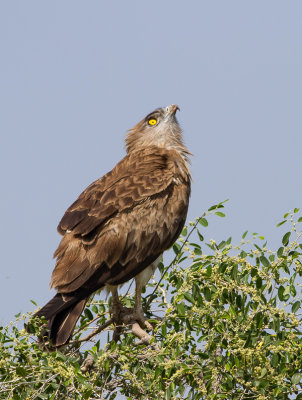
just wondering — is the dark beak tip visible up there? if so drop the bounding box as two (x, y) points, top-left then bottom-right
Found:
(172, 104), (180, 114)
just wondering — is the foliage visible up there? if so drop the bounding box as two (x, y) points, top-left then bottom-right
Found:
(1, 204), (302, 399)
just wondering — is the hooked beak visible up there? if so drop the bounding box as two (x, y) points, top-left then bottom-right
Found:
(165, 104), (180, 116)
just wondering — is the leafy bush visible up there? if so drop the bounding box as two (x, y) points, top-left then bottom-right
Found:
(1, 204), (302, 399)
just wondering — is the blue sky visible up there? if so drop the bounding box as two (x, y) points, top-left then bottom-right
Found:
(0, 1), (301, 324)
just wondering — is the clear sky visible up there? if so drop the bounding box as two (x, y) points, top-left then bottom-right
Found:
(1, 1), (301, 325)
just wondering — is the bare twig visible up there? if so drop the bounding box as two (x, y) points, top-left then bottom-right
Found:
(73, 311), (107, 336)
(69, 317), (114, 347)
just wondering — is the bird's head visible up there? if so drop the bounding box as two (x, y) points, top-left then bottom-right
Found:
(125, 105), (190, 161)
(143, 104), (180, 129)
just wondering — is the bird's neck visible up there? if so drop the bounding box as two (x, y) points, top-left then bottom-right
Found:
(126, 129), (191, 165)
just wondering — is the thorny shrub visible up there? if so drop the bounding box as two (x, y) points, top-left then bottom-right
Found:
(1, 202), (302, 399)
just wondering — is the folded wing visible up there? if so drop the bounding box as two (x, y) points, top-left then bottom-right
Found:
(50, 147), (190, 293)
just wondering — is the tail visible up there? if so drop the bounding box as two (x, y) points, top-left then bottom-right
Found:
(33, 293), (88, 347)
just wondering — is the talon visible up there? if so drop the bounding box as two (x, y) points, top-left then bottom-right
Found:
(143, 320), (153, 331)
(109, 287), (152, 332)
(133, 308), (153, 331)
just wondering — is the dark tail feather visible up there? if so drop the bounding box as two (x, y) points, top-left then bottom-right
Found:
(33, 293), (88, 347)
(49, 298), (88, 346)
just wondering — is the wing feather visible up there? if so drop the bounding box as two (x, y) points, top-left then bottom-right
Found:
(51, 147), (191, 292)
(58, 148), (171, 237)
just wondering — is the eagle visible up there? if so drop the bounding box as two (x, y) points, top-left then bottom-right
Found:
(33, 104), (191, 347)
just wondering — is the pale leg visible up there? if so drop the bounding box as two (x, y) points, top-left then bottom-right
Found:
(133, 256), (162, 330)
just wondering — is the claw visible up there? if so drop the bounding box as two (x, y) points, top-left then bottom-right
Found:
(132, 307), (153, 331)
(109, 286), (153, 334)
(110, 303), (152, 331)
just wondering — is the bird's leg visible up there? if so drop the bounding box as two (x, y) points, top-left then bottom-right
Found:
(109, 259), (160, 332)
(133, 279), (153, 331)
(109, 286), (123, 321)
(108, 286), (125, 342)
(109, 286), (138, 326)
(131, 259), (161, 330)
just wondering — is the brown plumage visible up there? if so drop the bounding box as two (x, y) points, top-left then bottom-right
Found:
(34, 104), (191, 346)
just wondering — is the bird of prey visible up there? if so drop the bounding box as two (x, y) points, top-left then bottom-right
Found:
(33, 104), (191, 347)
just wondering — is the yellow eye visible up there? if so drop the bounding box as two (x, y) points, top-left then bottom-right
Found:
(148, 118), (157, 126)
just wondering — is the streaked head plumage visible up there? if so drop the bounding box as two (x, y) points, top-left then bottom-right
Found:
(125, 105), (190, 161)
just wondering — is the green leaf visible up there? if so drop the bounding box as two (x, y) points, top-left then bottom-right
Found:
(215, 212), (225, 217)
(158, 261), (164, 273)
(16, 366), (27, 377)
(166, 383), (172, 400)
(289, 250), (300, 258)
(173, 243), (181, 255)
(219, 263), (227, 273)
(294, 208), (299, 213)
(231, 265), (238, 281)
(290, 283), (297, 297)
(216, 240), (225, 250)
(298, 217), (302, 223)
(161, 323), (167, 338)
(276, 220), (286, 227)
(181, 227), (187, 237)
(199, 217), (208, 227)
(194, 247), (202, 255)
(278, 286), (285, 301)
(273, 316), (280, 333)
(292, 373), (302, 384)
(292, 301), (300, 313)
(176, 302), (186, 317)
(228, 305), (236, 317)
(184, 292), (195, 304)
(271, 353), (279, 367)
(204, 287), (211, 301)
(206, 265), (212, 277)
(197, 230), (204, 241)
(215, 324), (224, 333)
(254, 244), (262, 252)
(282, 232), (291, 246)
(242, 230), (248, 239)
(277, 247), (284, 257)
(83, 389), (93, 400)
(260, 256), (270, 268)
(256, 277), (262, 289)
(208, 203), (225, 211)
(91, 305), (98, 314)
